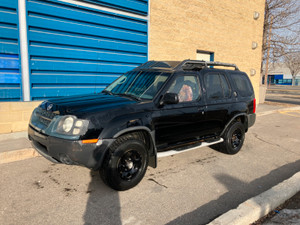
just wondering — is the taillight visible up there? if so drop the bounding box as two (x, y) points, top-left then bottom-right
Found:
(253, 98), (256, 113)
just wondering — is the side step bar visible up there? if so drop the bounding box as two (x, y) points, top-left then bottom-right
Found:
(157, 138), (224, 158)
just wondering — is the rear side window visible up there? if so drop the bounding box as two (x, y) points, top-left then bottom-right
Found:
(204, 73), (231, 100)
(230, 73), (253, 97)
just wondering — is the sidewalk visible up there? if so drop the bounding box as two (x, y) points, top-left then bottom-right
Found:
(0, 131), (39, 164)
(0, 103), (300, 225)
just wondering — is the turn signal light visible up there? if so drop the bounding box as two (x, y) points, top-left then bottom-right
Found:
(82, 139), (99, 144)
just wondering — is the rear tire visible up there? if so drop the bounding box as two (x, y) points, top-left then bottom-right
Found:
(100, 133), (148, 191)
(220, 122), (245, 154)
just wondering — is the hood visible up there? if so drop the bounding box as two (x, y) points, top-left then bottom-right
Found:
(42, 93), (137, 115)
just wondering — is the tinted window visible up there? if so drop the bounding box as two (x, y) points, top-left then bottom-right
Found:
(105, 71), (169, 100)
(167, 75), (200, 102)
(219, 74), (231, 98)
(231, 73), (253, 97)
(204, 73), (231, 100)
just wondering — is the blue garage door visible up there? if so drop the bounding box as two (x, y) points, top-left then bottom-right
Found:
(27, 0), (148, 100)
(0, 0), (21, 101)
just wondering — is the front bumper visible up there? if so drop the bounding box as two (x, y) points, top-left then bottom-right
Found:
(28, 125), (114, 170)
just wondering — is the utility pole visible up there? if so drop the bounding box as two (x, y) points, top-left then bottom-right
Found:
(264, 16), (273, 86)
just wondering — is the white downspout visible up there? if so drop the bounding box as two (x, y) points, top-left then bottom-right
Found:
(18, 0), (30, 101)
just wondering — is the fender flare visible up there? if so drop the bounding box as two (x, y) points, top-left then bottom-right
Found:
(220, 113), (248, 137)
(113, 126), (153, 138)
(113, 126), (157, 168)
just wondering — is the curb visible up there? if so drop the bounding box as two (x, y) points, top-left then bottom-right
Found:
(0, 148), (40, 165)
(0, 131), (38, 165)
(267, 89), (300, 95)
(208, 172), (300, 225)
(0, 131), (27, 142)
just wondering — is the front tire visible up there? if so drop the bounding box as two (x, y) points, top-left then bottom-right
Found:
(221, 122), (245, 154)
(100, 134), (148, 191)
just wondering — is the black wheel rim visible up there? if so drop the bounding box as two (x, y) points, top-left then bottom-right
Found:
(231, 129), (242, 149)
(117, 150), (142, 181)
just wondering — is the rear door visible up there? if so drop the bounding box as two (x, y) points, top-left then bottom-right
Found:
(201, 69), (234, 136)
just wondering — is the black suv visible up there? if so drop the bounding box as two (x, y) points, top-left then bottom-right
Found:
(28, 60), (256, 191)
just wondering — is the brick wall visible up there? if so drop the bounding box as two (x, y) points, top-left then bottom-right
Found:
(0, 0), (265, 134)
(0, 102), (41, 134)
(149, 0), (265, 102)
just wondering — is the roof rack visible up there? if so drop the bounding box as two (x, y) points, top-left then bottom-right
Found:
(180, 60), (239, 71)
(136, 60), (181, 70)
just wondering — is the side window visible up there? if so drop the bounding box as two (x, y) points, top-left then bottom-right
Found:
(204, 73), (231, 100)
(230, 73), (253, 97)
(167, 75), (200, 102)
(219, 74), (231, 98)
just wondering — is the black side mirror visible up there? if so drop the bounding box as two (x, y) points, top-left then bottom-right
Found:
(161, 93), (179, 105)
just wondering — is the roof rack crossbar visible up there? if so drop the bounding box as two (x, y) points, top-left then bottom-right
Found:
(181, 60), (239, 71)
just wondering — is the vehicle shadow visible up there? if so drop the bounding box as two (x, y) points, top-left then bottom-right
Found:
(209, 143), (226, 154)
(166, 159), (300, 225)
(83, 170), (121, 225)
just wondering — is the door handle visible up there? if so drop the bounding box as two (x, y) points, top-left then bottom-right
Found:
(198, 106), (205, 115)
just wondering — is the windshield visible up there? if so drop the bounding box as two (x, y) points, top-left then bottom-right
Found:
(104, 71), (170, 100)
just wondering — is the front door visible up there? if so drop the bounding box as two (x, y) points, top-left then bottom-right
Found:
(153, 72), (206, 148)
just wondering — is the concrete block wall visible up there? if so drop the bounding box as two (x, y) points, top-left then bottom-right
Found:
(0, 102), (41, 134)
(149, 0), (265, 102)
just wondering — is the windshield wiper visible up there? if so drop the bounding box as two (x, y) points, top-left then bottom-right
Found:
(102, 90), (113, 95)
(115, 93), (141, 101)
(102, 90), (140, 101)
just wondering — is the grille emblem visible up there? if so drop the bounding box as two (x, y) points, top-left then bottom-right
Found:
(47, 104), (53, 111)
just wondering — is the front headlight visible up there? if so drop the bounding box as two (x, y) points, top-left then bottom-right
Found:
(63, 117), (74, 132)
(56, 116), (89, 136)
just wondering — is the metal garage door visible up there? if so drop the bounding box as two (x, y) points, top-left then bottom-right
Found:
(0, 0), (21, 101)
(27, 0), (148, 100)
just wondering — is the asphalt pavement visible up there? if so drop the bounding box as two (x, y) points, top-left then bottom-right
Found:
(266, 93), (300, 105)
(0, 103), (300, 225)
(266, 86), (300, 105)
